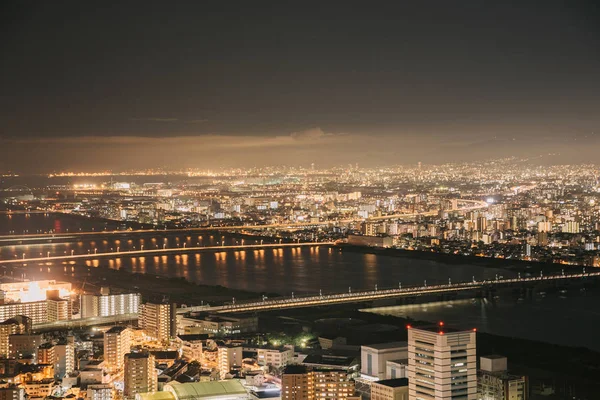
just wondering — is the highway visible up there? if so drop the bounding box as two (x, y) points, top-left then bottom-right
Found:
(179, 270), (600, 314)
(0, 242), (334, 265)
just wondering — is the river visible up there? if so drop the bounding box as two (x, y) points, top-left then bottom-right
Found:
(1, 213), (600, 352)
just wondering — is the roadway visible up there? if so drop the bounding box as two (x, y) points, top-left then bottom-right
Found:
(0, 242), (335, 265)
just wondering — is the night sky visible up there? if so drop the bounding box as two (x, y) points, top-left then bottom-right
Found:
(1, 1), (600, 172)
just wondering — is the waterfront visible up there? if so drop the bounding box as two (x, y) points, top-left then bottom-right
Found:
(365, 290), (600, 352)
(2, 213), (600, 352)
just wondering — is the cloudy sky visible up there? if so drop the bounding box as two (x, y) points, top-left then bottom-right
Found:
(1, 1), (600, 171)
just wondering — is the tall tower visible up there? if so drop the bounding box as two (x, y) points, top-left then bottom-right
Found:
(407, 324), (477, 399)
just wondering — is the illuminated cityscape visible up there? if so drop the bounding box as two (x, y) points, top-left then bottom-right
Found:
(2, 2), (600, 400)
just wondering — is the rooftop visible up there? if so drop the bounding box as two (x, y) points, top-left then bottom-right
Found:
(362, 342), (407, 351)
(375, 378), (409, 388)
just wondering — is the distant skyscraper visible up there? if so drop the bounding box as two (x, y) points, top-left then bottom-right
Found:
(407, 324), (477, 400)
(124, 352), (157, 400)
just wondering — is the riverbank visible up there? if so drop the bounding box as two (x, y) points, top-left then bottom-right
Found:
(337, 244), (574, 275)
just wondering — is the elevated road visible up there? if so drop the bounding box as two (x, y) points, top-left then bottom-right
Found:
(0, 242), (334, 265)
(178, 271), (600, 314)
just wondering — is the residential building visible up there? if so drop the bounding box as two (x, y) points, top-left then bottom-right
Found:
(282, 365), (357, 400)
(0, 316), (31, 358)
(371, 378), (408, 400)
(0, 387), (26, 400)
(218, 345), (242, 379)
(124, 352), (157, 400)
(86, 384), (114, 400)
(54, 336), (75, 379)
(478, 356), (528, 400)
(257, 347), (294, 369)
(9, 334), (43, 361)
(139, 302), (176, 343)
(81, 291), (141, 318)
(104, 326), (131, 372)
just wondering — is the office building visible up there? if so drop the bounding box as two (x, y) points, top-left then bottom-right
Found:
(478, 356), (528, 400)
(139, 302), (176, 343)
(361, 342), (408, 380)
(124, 352), (157, 400)
(177, 313), (257, 336)
(407, 325), (477, 400)
(371, 378), (408, 400)
(104, 326), (132, 371)
(282, 365), (357, 400)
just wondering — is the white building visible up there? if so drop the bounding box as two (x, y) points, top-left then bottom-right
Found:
(218, 345), (243, 379)
(385, 359), (408, 380)
(361, 342), (408, 380)
(175, 334), (204, 362)
(54, 336), (75, 379)
(87, 385), (113, 400)
(257, 347), (294, 369)
(81, 292), (141, 318)
(407, 325), (477, 400)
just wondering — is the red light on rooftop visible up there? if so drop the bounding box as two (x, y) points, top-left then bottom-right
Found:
(473, 328), (477, 332)
(439, 321), (444, 327)
(439, 331), (444, 335)
(406, 324), (412, 329)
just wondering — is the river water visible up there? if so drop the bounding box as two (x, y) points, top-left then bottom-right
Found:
(1, 214), (600, 352)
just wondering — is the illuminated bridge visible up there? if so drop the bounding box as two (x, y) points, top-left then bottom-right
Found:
(0, 242), (334, 265)
(178, 270), (600, 314)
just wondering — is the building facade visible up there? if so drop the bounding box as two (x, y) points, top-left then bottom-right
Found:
(407, 325), (477, 400)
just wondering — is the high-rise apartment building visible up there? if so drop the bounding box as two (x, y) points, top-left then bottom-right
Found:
(81, 291), (141, 318)
(124, 352), (157, 400)
(407, 325), (477, 400)
(54, 336), (75, 379)
(478, 356), (527, 400)
(282, 365), (357, 400)
(104, 326), (131, 371)
(139, 302), (175, 343)
(217, 345), (242, 379)
(0, 316), (31, 358)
